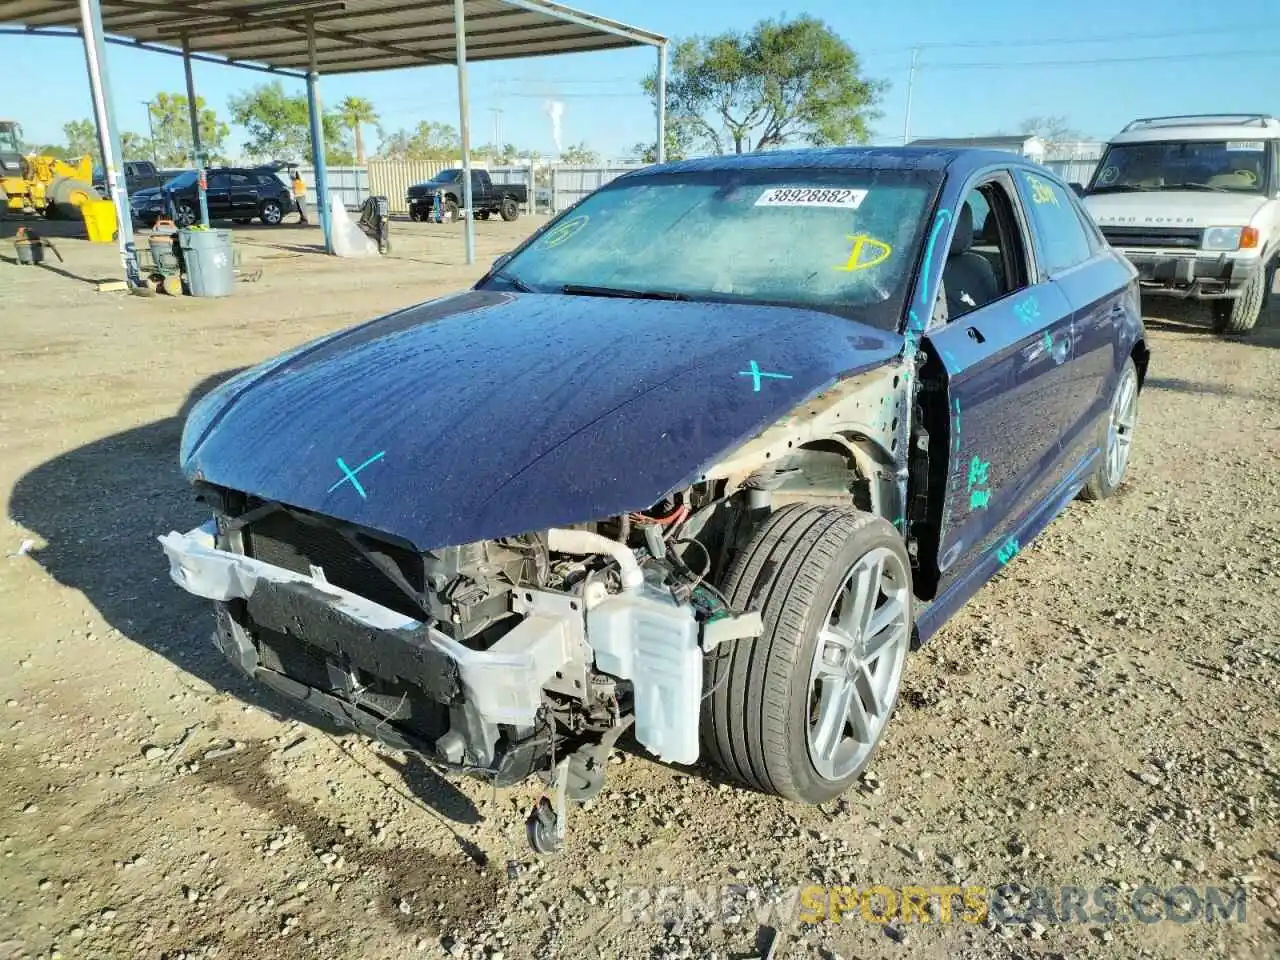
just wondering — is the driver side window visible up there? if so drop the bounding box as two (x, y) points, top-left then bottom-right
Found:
(941, 178), (1031, 322)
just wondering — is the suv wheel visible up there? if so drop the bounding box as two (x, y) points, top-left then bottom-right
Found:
(701, 504), (912, 804)
(173, 201), (197, 228)
(259, 199), (284, 226)
(1212, 263), (1271, 334)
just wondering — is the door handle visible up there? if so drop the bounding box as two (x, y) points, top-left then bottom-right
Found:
(966, 326), (985, 344)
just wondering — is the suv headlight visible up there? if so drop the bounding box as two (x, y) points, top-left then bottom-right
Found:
(1202, 226), (1260, 252)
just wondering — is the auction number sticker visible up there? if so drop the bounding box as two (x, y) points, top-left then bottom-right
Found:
(755, 187), (868, 209)
(1226, 141), (1265, 151)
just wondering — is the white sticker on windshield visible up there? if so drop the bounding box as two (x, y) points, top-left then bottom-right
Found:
(1226, 141), (1265, 151)
(755, 187), (868, 209)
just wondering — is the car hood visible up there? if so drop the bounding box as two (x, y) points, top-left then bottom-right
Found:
(181, 290), (900, 551)
(1084, 190), (1268, 228)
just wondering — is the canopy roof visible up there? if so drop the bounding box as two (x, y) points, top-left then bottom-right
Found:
(0, 0), (666, 76)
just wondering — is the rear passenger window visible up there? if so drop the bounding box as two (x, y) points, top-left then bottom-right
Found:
(1016, 171), (1094, 276)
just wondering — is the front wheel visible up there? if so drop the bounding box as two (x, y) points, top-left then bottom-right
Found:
(702, 505), (913, 804)
(1080, 357), (1139, 501)
(259, 199), (284, 226)
(172, 201), (197, 228)
(1212, 264), (1269, 334)
(500, 197), (520, 222)
(443, 197), (460, 221)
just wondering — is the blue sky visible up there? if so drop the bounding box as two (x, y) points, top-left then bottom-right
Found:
(3, 0), (1278, 159)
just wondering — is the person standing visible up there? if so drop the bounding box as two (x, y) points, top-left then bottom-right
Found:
(291, 169), (309, 224)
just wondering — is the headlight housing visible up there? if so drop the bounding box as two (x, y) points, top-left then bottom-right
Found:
(1202, 226), (1259, 252)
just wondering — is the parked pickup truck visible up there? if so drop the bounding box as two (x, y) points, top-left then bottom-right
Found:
(93, 160), (187, 196)
(407, 168), (526, 222)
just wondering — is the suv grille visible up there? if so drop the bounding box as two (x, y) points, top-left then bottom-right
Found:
(1100, 226), (1203, 249)
(242, 508), (424, 620)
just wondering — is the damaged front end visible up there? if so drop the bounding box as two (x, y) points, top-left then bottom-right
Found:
(159, 487), (765, 790)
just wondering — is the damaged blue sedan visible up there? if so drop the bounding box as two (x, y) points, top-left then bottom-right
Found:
(160, 147), (1149, 852)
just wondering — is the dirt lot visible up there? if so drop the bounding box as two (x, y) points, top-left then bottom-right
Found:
(0, 217), (1277, 960)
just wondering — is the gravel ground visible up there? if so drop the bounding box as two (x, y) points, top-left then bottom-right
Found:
(0, 221), (1277, 960)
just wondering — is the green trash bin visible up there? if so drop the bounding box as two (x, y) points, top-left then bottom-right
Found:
(178, 227), (235, 297)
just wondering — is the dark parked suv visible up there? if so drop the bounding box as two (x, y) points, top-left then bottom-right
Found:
(131, 167), (293, 228)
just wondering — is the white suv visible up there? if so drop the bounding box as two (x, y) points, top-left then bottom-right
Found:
(1082, 114), (1280, 334)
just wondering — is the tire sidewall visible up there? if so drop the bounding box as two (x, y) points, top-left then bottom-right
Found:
(500, 198), (519, 221)
(779, 517), (912, 803)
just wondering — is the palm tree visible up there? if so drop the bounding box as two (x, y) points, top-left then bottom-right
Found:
(338, 96), (378, 164)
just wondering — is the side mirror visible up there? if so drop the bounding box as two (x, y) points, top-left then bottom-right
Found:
(1069, 182), (1086, 197)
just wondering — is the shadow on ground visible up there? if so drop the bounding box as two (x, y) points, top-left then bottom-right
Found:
(8, 371), (483, 841)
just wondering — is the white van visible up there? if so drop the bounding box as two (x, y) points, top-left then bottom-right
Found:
(1082, 114), (1280, 334)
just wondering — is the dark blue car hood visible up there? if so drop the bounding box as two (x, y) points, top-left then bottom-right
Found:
(181, 290), (899, 550)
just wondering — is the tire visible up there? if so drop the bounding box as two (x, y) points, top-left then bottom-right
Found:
(500, 197), (520, 222)
(259, 199), (284, 226)
(46, 176), (96, 219)
(173, 201), (197, 228)
(443, 197), (460, 221)
(702, 504), (913, 804)
(1211, 264), (1268, 334)
(409, 206), (426, 222)
(1080, 357), (1139, 501)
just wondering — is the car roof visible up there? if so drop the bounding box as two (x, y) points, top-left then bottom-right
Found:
(1108, 114), (1280, 145)
(638, 146), (1039, 179)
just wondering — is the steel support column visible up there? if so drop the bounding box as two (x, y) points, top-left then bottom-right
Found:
(656, 42), (667, 163)
(181, 36), (209, 226)
(454, 0), (475, 265)
(78, 0), (140, 286)
(306, 16), (333, 253)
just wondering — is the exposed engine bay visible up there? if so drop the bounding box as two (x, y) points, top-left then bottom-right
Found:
(160, 366), (907, 851)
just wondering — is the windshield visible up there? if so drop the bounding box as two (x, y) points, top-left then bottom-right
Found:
(483, 167), (942, 331)
(165, 171), (197, 190)
(431, 168), (462, 183)
(1090, 139), (1273, 194)
(0, 123), (23, 153)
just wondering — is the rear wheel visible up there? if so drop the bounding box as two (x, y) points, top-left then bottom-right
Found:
(259, 199), (284, 226)
(702, 504), (912, 804)
(1212, 264), (1269, 334)
(500, 197), (520, 222)
(1081, 357), (1139, 501)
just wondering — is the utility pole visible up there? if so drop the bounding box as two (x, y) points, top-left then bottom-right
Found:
(490, 106), (504, 153)
(902, 46), (921, 146)
(141, 100), (157, 162)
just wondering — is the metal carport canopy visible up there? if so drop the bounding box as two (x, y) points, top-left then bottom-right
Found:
(0, 0), (668, 267)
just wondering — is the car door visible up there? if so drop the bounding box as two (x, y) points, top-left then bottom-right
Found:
(920, 170), (1080, 595)
(227, 172), (257, 217)
(470, 170), (488, 206)
(1013, 168), (1136, 470)
(205, 172), (232, 218)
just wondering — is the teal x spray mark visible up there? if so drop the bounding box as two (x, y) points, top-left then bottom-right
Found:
(327, 451), (386, 499)
(738, 360), (792, 392)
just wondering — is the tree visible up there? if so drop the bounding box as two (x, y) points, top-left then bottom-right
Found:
(228, 81), (348, 163)
(145, 93), (229, 166)
(476, 142), (522, 164)
(1018, 115), (1085, 152)
(559, 142), (600, 165)
(62, 119), (98, 160)
(121, 131), (152, 160)
(643, 16), (883, 155)
(337, 96), (378, 164)
(375, 122), (460, 161)
(629, 123), (695, 163)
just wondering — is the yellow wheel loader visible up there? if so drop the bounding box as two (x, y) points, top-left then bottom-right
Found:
(0, 120), (99, 219)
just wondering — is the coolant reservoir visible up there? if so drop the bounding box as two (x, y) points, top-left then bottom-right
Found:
(586, 584), (702, 765)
